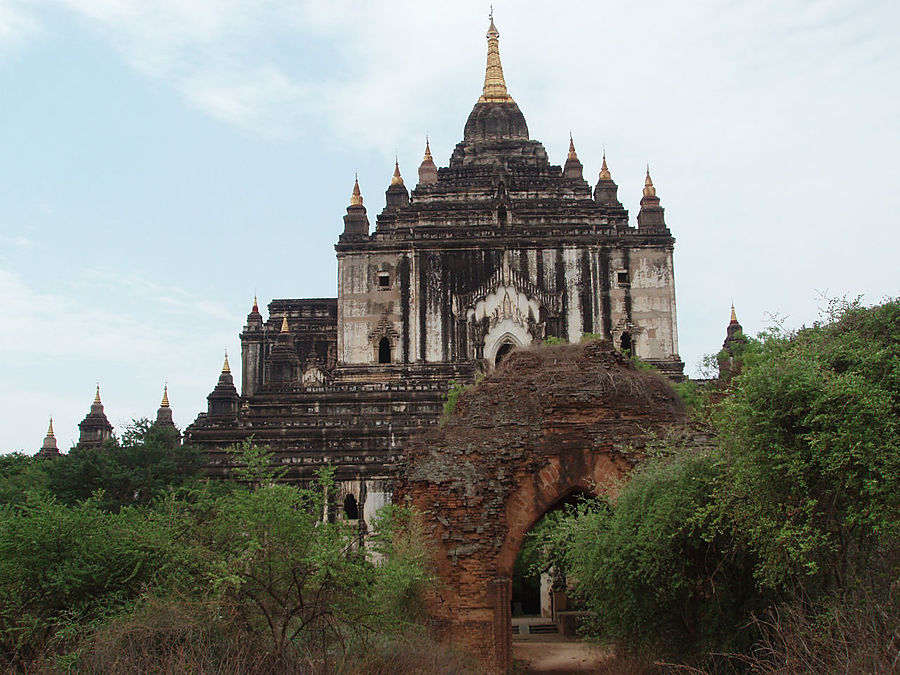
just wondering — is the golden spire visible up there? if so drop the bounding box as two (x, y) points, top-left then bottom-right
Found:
(222, 351), (231, 373)
(643, 166), (657, 197)
(424, 138), (433, 162)
(599, 152), (611, 181)
(391, 159), (404, 186)
(478, 12), (514, 104)
(350, 175), (363, 206)
(160, 384), (169, 408)
(567, 134), (578, 160)
(252, 294), (259, 313)
(280, 316), (289, 333)
(730, 304), (739, 324)
(47, 418), (54, 437)
(93, 384), (101, 405)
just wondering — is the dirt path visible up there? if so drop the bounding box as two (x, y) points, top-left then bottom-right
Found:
(512, 639), (613, 673)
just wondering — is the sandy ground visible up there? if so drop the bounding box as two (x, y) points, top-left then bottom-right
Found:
(512, 638), (613, 673)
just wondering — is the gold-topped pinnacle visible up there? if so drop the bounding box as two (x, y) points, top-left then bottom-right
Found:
(643, 167), (657, 197)
(93, 385), (101, 405)
(252, 294), (259, 313)
(350, 175), (363, 206)
(567, 134), (578, 160)
(280, 316), (289, 333)
(424, 138), (433, 162)
(160, 384), (169, 408)
(730, 304), (739, 324)
(391, 159), (404, 186)
(222, 351), (231, 373)
(477, 13), (514, 104)
(599, 152), (612, 181)
(47, 417), (54, 437)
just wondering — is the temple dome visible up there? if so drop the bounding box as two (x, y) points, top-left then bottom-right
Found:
(463, 101), (529, 142)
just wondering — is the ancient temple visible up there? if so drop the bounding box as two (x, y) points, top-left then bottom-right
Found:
(185, 17), (684, 525)
(76, 385), (113, 449)
(36, 418), (60, 458)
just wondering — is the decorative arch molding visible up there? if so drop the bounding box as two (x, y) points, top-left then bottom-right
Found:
(367, 312), (400, 363)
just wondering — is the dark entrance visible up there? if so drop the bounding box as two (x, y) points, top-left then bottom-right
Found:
(495, 341), (515, 367)
(620, 331), (632, 357)
(378, 337), (392, 364)
(510, 489), (589, 619)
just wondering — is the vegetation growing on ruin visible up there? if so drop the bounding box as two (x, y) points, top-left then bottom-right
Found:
(0, 437), (451, 674)
(536, 297), (900, 670)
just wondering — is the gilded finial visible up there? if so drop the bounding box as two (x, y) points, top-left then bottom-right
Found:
(730, 304), (739, 324)
(222, 351), (231, 373)
(252, 294), (258, 313)
(47, 418), (54, 437)
(160, 384), (170, 407)
(93, 384), (101, 405)
(350, 175), (363, 207)
(599, 152), (611, 181)
(391, 159), (404, 186)
(567, 134), (578, 160)
(643, 166), (657, 197)
(478, 12), (513, 104)
(424, 137), (433, 161)
(280, 316), (290, 333)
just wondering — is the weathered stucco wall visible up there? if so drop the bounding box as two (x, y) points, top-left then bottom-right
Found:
(398, 341), (688, 671)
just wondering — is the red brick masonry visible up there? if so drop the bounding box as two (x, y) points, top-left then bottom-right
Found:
(398, 341), (688, 671)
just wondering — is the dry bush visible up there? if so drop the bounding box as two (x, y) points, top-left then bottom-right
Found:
(739, 583), (900, 674)
(334, 629), (483, 675)
(79, 597), (297, 674)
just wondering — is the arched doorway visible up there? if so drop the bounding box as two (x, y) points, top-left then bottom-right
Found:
(378, 337), (392, 364)
(511, 489), (590, 634)
(495, 341), (515, 366)
(620, 331), (632, 357)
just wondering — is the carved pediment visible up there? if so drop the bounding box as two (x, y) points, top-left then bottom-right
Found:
(454, 252), (562, 317)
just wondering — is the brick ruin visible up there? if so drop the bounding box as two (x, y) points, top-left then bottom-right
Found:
(398, 340), (688, 671)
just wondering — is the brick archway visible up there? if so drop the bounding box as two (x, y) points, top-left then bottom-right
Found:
(399, 341), (688, 671)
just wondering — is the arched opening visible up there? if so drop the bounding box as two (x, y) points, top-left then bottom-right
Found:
(511, 489), (591, 636)
(495, 341), (515, 367)
(343, 493), (359, 520)
(497, 205), (507, 226)
(620, 331), (632, 357)
(378, 337), (392, 364)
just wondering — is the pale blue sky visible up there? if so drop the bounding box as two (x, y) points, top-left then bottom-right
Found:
(2, 0), (898, 453)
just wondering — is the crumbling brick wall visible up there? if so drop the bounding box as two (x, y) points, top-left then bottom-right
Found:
(398, 340), (688, 671)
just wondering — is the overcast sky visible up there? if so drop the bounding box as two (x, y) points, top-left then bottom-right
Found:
(1, 0), (898, 454)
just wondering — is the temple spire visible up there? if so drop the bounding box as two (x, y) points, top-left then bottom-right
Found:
(280, 316), (290, 333)
(160, 384), (169, 408)
(643, 166), (657, 197)
(252, 294), (259, 313)
(567, 134), (578, 160)
(222, 351), (231, 373)
(599, 152), (611, 181)
(730, 304), (738, 324)
(38, 417), (60, 457)
(478, 13), (513, 103)
(391, 159), (404, 186)
(93, 384), (101, 405)
(350, 175), (363, 206)
(418, 137), (438, 185)
(563, 133), (583, 180)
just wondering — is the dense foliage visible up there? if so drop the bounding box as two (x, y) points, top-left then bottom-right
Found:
(535, 298), (900, 668)
(0, 431), (445, 673)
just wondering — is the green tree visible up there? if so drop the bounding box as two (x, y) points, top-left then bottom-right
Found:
(43, 419), (204, 510)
